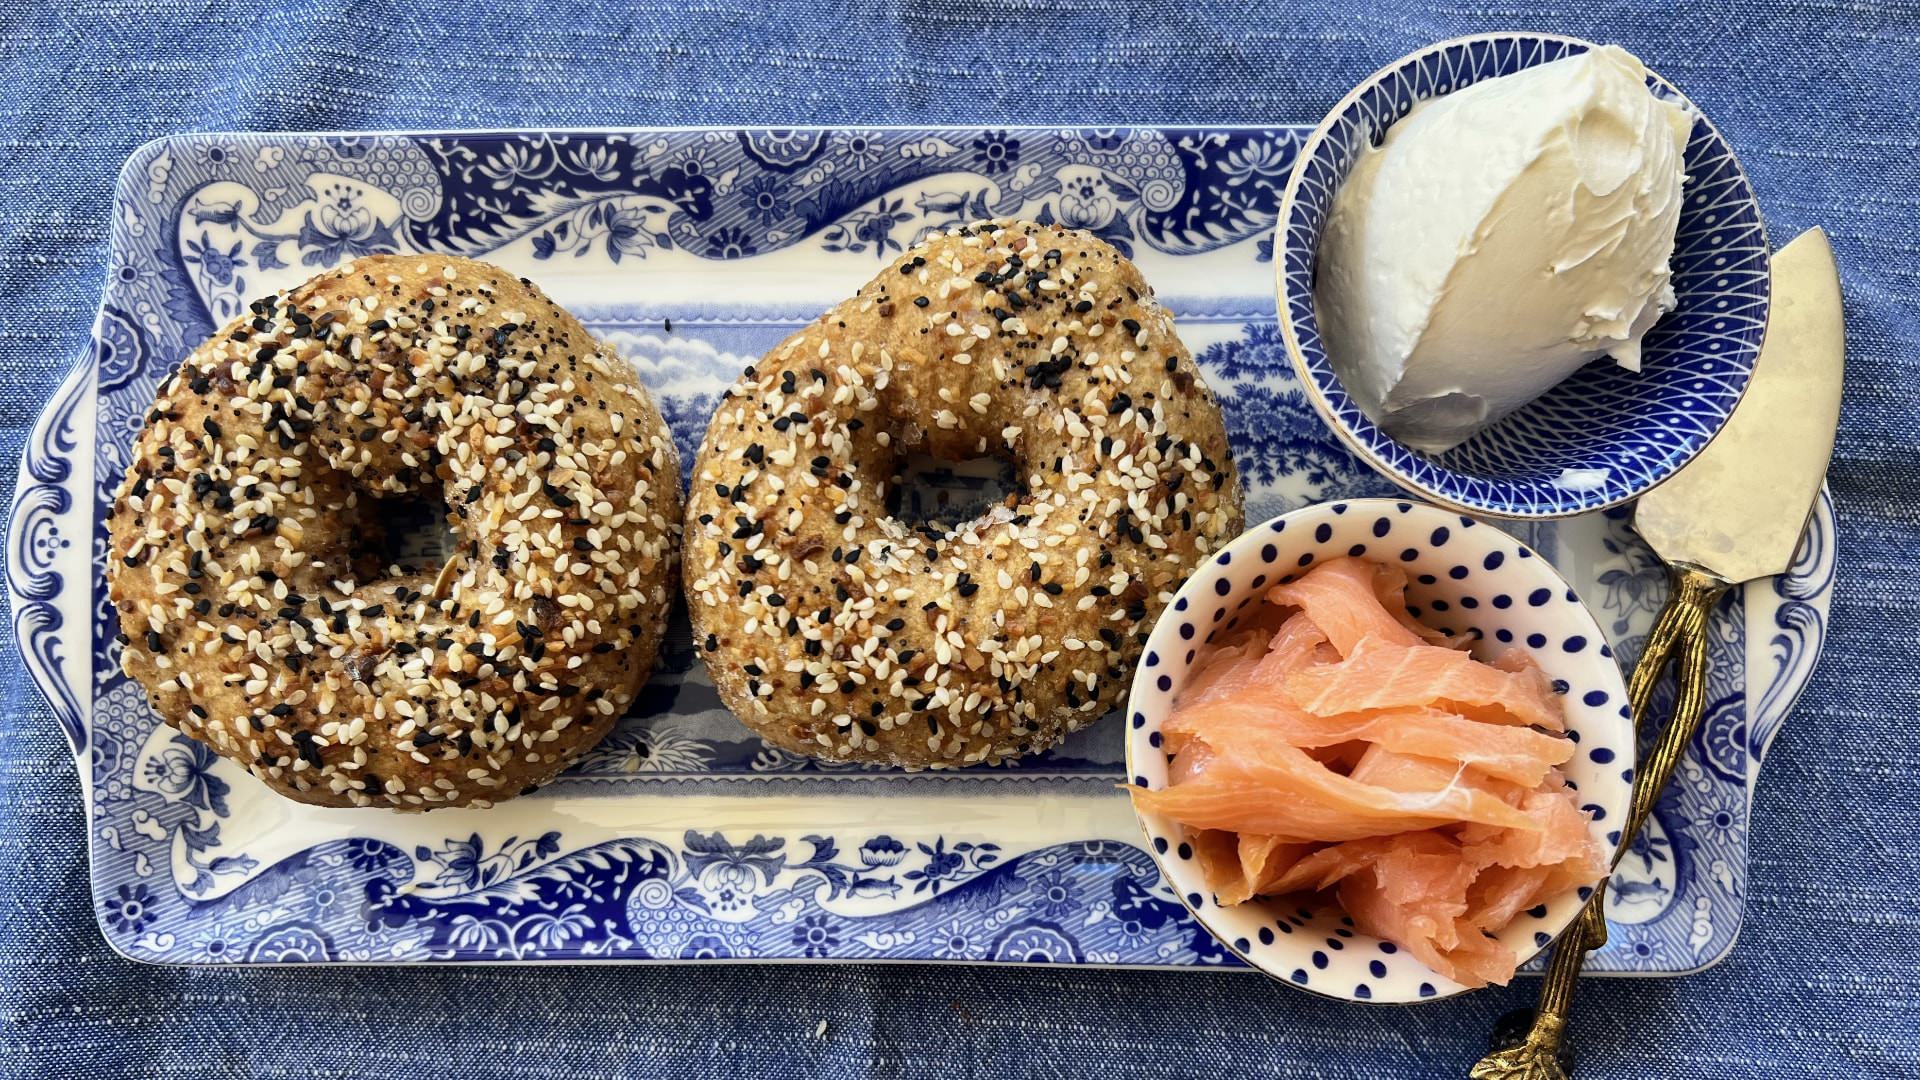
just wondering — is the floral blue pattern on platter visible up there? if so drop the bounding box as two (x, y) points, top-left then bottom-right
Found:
(1277, 33), (1770, 518)
(1126, 500), (1634, 1003)
(3, 127), (1829, 970)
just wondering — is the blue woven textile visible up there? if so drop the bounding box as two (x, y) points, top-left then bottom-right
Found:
(1, 2), (1915, 1076)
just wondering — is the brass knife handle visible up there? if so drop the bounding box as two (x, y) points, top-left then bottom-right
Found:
(1470, 565), (1732, 1079)
(1616, 565), (1728, 846)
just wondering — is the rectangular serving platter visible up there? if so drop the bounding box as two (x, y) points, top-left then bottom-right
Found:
(5, 127), (1832, 969)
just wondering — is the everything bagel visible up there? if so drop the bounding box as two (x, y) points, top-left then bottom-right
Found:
(107, 254), (681, 809)
(684, 220), (1243, 767)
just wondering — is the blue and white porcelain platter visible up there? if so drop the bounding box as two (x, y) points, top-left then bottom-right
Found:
(5, 126), (1832, 970)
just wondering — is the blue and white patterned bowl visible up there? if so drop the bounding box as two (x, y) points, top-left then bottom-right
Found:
(1124, 499), (1635, 1003)
(1275, 33), (1770, 518)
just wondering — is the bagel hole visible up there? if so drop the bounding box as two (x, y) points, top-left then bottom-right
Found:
(345, 486), (460, 580)
(886, 451), (1021, 534)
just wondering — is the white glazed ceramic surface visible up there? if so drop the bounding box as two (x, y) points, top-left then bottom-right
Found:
(1126, 499), (1633, 1003)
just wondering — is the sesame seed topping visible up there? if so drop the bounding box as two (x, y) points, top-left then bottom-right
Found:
(107, 254), (683, 809)
(683, 219), (1242, 769)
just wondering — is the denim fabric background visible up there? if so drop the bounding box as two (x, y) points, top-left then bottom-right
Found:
(1, 3), (1915, 1077)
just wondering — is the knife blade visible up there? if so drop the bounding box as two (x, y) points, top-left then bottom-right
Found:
(1633, 227), (1845, 584)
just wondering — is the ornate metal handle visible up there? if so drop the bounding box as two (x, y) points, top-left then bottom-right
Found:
(1469, 564), (1731, 1079)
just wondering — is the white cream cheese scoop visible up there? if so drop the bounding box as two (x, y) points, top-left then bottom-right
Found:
(1315, 45), (1693, 454)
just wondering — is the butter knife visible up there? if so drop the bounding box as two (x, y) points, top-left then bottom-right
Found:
(1470, 227), (1845, 1079)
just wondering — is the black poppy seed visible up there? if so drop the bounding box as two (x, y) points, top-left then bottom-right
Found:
(292, 730), (324, 768)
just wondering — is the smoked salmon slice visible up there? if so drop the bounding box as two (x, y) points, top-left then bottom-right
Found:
(1285, 635), (1566, 732)
(1179, 615), (1335, 709)
(1466, 865), (1554, 931)
(1133, 730), (1542, 841)
(1187, 829), (1321, 907)
(1178, 629), (1276, 708)
(1267, 556), (1428, 656)
(1165, 699), (1570, 787)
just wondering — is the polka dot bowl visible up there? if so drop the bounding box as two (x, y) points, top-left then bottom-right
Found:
(1123, 499), (1635, 1003)
(1276, 33), (1769, 518)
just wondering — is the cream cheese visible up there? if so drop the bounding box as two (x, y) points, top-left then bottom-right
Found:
(1315, 45), (1693, 453)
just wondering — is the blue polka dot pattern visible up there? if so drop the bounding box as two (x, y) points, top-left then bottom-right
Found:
(1275, 33), (1768, 518)
(1124, 499), (1633, 1004)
